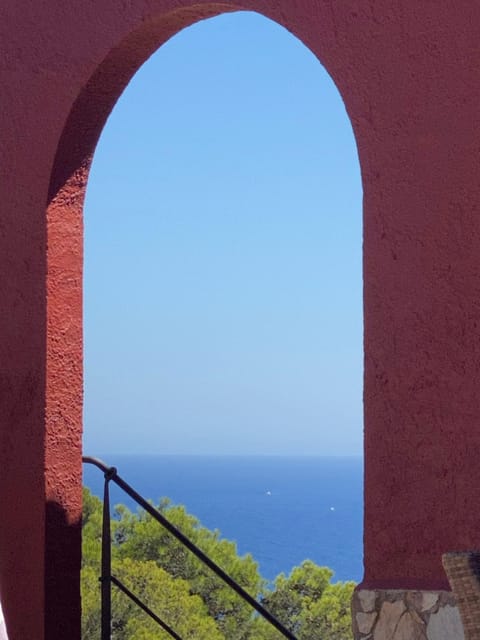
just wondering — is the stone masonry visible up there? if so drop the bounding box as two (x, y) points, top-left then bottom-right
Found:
(352, 590), (464, 640)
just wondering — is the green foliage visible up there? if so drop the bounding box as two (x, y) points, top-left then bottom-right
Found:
(297, 580), (355, 640)
(81, 487), (355, 640)
(113, 558), (224, 639)
(257, 561), (355, 640)
(113, 498), (263, 638)
(82, 488), (103, 567)
(262, 561), (332, 629)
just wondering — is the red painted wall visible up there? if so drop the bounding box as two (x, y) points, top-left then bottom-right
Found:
(2, 1), (480, 637)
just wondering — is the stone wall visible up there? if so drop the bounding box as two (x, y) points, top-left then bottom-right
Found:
(352, 590), (464, 640)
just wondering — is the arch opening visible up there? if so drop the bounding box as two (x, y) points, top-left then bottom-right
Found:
(81, 9), (363, 638)
(43, 4), (365, 639)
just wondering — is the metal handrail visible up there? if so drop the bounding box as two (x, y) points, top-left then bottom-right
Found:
(83, 455), (298, 640)
(110, 575), (183, 640)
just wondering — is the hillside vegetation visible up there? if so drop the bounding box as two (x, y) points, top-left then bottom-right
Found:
(82, 488), (355, 639)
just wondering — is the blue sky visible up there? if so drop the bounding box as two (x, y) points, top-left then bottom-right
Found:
(83, 11), (363, 456)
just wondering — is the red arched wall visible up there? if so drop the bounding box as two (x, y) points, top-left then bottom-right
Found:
(2, 1), (480, 638)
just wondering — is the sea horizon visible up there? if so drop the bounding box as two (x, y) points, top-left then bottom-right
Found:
(86, 452), (364, 459)
(83, 454), (364, 584)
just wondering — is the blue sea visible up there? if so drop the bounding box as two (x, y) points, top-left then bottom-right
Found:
(83, 455), (363, 584)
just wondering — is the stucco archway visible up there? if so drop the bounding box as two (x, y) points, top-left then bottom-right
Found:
(3, 2), (480, 639)
(19, 5), (370, 636)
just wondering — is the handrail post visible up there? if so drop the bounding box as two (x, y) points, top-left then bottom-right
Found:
(100, 468), (115, 640)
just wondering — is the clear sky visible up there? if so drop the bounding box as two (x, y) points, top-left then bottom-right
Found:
(83, 11), (363, 457)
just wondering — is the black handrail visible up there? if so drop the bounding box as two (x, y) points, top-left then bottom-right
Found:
(83, 455), (298, 640)
(110, 576), (183, 640)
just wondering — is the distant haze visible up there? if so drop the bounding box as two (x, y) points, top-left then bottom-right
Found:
(83, 12), (363, 456)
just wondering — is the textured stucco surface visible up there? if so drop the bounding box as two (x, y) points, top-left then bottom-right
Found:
(2, 1), (480, 638)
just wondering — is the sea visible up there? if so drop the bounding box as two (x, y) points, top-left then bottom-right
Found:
(83, 455), (363, 584)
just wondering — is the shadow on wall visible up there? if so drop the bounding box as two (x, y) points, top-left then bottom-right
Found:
(44, 501), (82, 639)
(1, 497), (81, 639)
